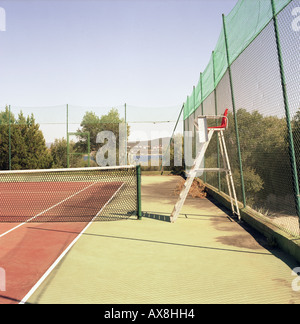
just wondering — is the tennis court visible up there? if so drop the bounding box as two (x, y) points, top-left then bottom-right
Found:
(0, 166), (141, 304)
(0, 175), (298, 304)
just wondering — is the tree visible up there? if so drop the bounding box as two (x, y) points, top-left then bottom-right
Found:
(75, 111), (101, 153)
(50, 138), (69, 168)
(51, 138), (92, 168)
(21, 114), (53, 169)
(169, 134), (185, 175)
(10, 111), (28, 169)
(0, 107), (52, 170)
(0, 106), (15, 169)
(75, 108), (130, 165)
(0, 107), (28, 170)
(222, 109), (289, 208)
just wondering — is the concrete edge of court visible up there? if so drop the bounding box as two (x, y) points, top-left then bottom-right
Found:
(205, 184), (300, 264)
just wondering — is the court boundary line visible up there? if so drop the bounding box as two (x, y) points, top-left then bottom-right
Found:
(19, 183), (125, 304)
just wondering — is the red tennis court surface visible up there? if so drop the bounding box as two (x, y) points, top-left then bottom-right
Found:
(0, 181), (124, 222)
(0, 181), (124, 304)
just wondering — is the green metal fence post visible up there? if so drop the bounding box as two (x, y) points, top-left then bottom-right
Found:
(212, 51), (221, 192)
(124, 103), (127, 166)
(271, 0), (300, 221)
(183, 103), (186, 135)
(185, 96), (190, 174)
(66, 104), (69, 168)
(200, 73), (204, 116)
(222, 13), (247, 208)
(200, 72), (206, 183)
(183, 103), (186, 175)
(87, 132), (90, 167)
(136, 164), (142, 220)
(193, 85), (196, 160)
(160, 104), (184, 174)
(8, 105), (11, 170)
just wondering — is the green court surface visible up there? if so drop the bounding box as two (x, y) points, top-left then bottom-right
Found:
(27, 176), (300, 304)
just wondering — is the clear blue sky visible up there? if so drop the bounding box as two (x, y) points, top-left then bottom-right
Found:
(0, 0), (237, 108)
(0, 0), (238, 142)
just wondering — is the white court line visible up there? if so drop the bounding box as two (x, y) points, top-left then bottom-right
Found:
(0, 182), (97, 239)
(19, 183), (124, 304)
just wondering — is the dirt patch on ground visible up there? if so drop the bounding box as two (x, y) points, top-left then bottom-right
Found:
(213, 217), (273, 250)
(141, 176), (180, 199)
(216, 234), (266, 250)
(174, 178), (207, 199)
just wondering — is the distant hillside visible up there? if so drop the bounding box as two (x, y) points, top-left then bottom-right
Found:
(127, 137), (171, 150)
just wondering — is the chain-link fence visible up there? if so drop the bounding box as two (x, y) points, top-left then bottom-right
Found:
(0, 103), (184, 170)
(183, 0), (300, 237)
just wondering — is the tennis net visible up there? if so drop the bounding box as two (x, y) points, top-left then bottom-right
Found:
(0, 165), (141, 223)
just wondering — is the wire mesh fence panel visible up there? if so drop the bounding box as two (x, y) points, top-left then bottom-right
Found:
(230, 18), (300, 236)
(126, 104), (183, 171)
(202, 91), (218, 188)
(0, 102), (185, 178)
(275, 0), (300, 235)
(182, 0), (299, 236)
(11, 105), (67, 144)
(214, 71), (243, 201)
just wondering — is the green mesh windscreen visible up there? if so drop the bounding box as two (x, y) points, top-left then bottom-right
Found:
(183, 0), (300, 237)
(183, 0), (292, 120)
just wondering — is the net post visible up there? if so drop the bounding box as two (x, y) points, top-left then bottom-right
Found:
(136, 164), (142, 220)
